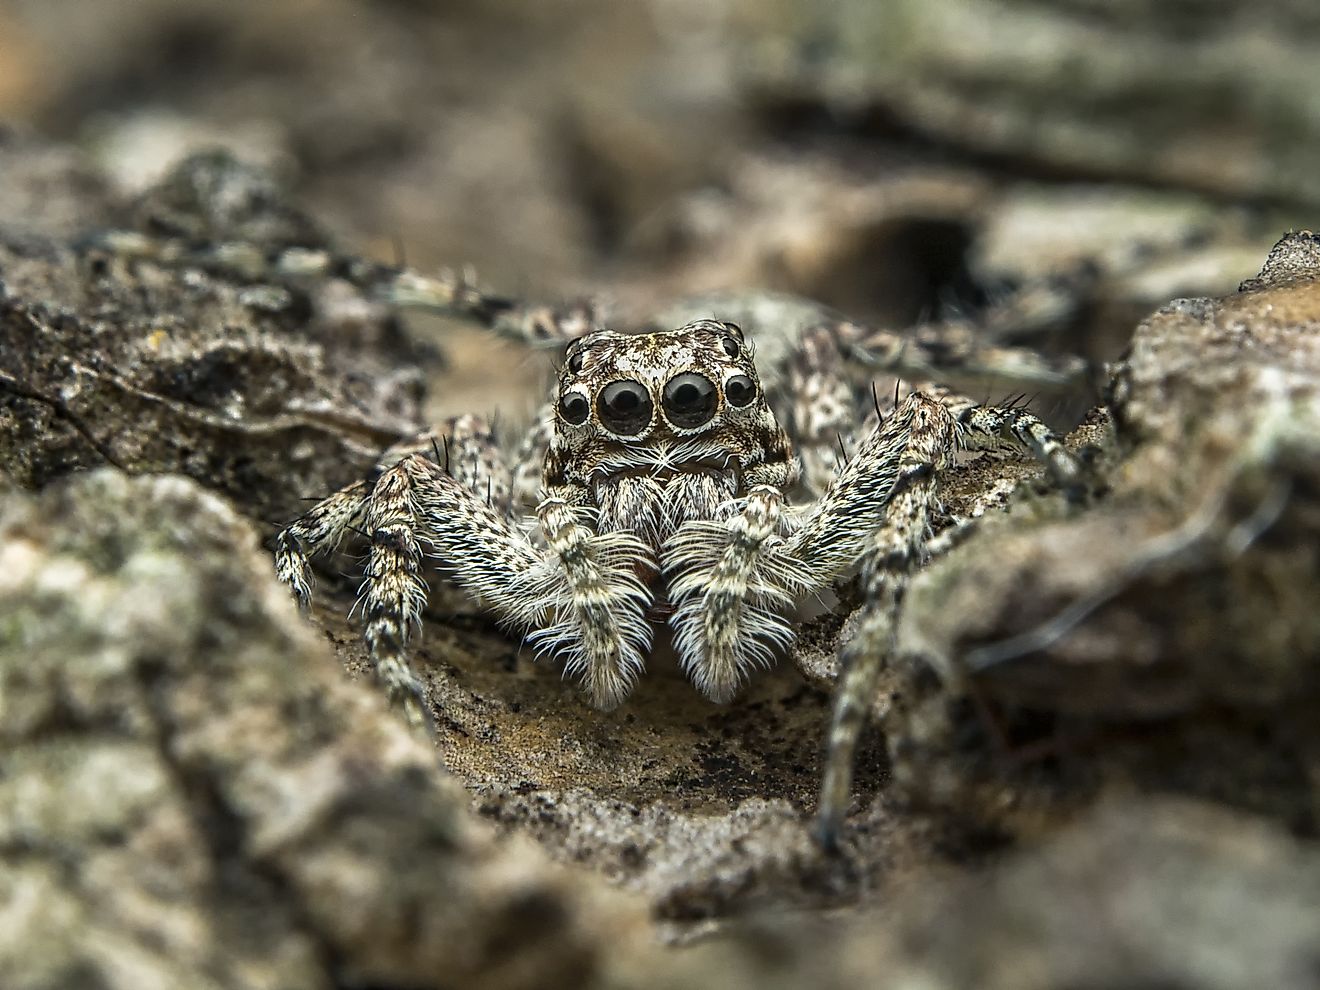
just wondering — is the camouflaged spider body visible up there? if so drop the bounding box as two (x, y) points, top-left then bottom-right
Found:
(276, 320), (800, 712)
(544, 322), (799, 704)
(275, 314), (1085, 846)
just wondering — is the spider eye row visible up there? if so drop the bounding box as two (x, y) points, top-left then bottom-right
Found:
(557, 371), (758, 433)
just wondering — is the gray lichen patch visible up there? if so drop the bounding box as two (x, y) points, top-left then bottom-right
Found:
(882, 233), (1320, 834)
(0, 470), (645, 990)
(0, 147), (429, 519)
(738, 0), (1320, 207)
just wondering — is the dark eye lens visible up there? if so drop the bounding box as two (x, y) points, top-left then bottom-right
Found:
(724, 374), (756, 407)
(596, 380), (653, 435)
(558, 391), (590, 425)
(721, 335), (740, 358)
(567, 349), (585, 373)
(662, 371), (718, 428)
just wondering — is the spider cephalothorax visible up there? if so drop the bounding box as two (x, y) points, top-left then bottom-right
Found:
(275, 315), (1086, 846)
(546, 321), (794, 551)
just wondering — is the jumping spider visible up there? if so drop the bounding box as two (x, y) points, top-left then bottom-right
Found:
(274, 309), (1087, 848)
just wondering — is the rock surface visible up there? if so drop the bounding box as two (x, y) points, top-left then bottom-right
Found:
(0, 470), (639, 990)
(740, 0), (1320, 207)
(2, 59), (1320, 987)
(0, 148), (425, 521)
(889, 232), (1320, 835)
(5, 470), (1320, 989)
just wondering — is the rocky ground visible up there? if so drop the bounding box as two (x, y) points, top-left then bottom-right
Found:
(2, 2), (1320, 987)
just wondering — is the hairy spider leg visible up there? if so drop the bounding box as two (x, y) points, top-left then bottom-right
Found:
(275, 425), (657, 731)
(666, 393), (956, 702)
(813, 455), (941, 849)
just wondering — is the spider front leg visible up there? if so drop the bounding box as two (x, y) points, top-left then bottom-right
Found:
(275, 416), (515, 731)
(667, 394), (957, 701)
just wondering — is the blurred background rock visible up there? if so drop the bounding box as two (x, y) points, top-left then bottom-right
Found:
(5, 4), (1320, 987)
(1, 0), (1313, 417)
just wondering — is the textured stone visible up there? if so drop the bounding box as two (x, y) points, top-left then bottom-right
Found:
(887, 232), (1320, 833)
(3, 117), (1320, 988)
(0, 470), (639, 990)
(0, 149), (426, 520)
(740, 0), (1320, 206)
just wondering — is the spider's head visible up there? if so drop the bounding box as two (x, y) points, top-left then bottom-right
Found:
(554, 320), (769, 447)
(546, 320), (790, 490)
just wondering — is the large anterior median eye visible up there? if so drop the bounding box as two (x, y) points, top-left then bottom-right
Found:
(597, 379), (653, 435)
(662, 371), (718, 428)
(724, 374), (757, 407)
(558, 390), (590, 425)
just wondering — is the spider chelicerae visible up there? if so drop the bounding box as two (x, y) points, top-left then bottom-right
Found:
(273, 293), (1088, 848)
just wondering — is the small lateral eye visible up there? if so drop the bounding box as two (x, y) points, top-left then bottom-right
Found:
(558, 390), (590, 425)
(567, 348), (585, 373)
(720, 334), (740, 359)
(724, 374), (756, 407)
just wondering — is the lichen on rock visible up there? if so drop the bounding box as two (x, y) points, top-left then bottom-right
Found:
(0, 469), (646, 990)
(885, 231), (1320, 834)
(3, 119), (1320, 987)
